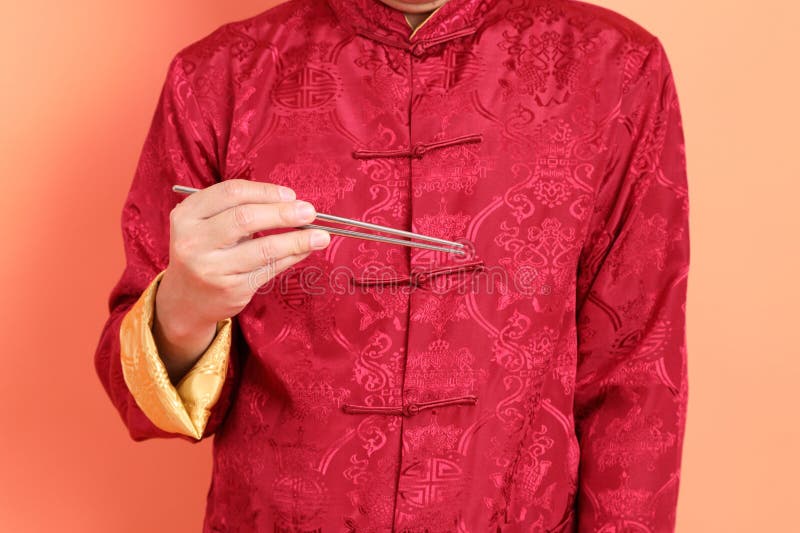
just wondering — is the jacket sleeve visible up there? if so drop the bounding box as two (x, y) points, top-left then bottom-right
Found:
(94, 53), (240, 442)
(573, 37), (690, 530)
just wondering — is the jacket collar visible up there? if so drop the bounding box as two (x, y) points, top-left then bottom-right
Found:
(326, 0), (499, 49)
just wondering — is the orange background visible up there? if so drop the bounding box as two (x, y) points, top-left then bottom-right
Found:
(1, 1), (797, 531)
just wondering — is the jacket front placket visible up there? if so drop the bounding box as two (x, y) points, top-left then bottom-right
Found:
(336, 13), (490, 527)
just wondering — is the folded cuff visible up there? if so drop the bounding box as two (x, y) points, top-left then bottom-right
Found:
(119, 270), (231, 440)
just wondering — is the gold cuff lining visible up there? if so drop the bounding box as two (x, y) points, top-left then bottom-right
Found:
(119, 270), (232, 440)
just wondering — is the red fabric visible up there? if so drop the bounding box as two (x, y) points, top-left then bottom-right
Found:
(94, 0), (690, 530)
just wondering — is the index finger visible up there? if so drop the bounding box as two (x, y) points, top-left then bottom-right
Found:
(178, 179), (297, 219)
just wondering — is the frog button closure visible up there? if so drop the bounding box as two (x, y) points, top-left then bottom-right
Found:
(401, 395), (479, 417)
(411, 143), (427, 158)
(402, 403), (420, 417)
(410, 42), (426, 57)
(413, 272), (429, 286)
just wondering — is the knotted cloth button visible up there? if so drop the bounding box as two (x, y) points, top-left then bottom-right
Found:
(410, 42), (426, 57)
(411, 143), (427, 158)
(411, 271), (429, 286)
(403, 403), (420, 416)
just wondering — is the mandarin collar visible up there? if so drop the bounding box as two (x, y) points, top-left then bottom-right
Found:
(326, 0), (499, 49)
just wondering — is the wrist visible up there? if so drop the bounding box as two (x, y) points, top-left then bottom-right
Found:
(154, 268), (216, 340)
(152, 270), (218, 383)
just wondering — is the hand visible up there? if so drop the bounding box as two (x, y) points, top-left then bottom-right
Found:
(153, 179), (330, 381)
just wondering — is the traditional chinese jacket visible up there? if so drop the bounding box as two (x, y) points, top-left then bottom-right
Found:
(94, 0), (690, 531)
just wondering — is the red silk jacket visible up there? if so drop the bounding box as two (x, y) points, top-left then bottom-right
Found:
(94, 0), (690, 531)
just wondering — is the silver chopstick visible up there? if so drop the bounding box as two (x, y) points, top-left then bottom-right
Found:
(172, 184), (466, 255)
(300, 223), (465, 255)
(313, 213), (463, 248)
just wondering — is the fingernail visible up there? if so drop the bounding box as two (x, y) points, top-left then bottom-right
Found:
(295, 201), (315, 220)
(310, 230), (330, 249)
(278, 186), (295, 201)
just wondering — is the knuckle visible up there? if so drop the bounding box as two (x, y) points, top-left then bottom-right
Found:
(263, 182), (280, 201)
(278, 203), (296, 227)
(222, 179), (247, 199)
(259, 239), (278, 264)
(297, 231), (311, 253)
(232, 204), (254, 230)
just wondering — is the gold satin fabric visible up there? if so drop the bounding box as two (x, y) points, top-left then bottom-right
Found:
(119, 270), (232, 440)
